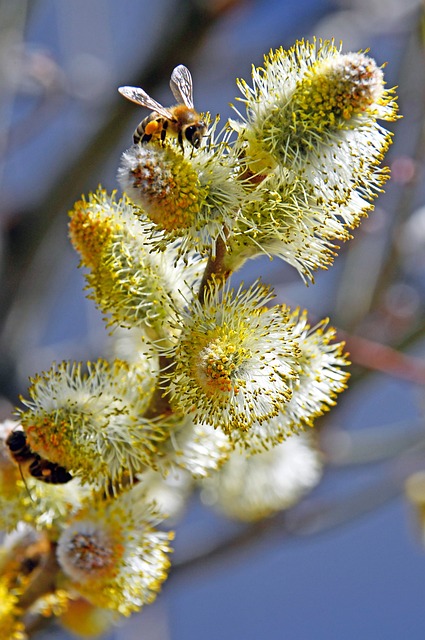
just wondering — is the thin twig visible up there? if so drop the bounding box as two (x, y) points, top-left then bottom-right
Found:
(341, 330), (425, 385)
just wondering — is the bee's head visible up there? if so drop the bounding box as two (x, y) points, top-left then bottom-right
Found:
(184, 122), (207, 148)
(6, 429), (27, 452)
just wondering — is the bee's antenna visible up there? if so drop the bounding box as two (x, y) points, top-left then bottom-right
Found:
(18, 464), (35, 503)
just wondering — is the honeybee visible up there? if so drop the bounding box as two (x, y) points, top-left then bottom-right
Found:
(119, 64), (207, 148)
(6, 429), (72, 485)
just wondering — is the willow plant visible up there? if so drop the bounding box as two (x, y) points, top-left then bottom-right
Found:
(0, 39), (397, 638)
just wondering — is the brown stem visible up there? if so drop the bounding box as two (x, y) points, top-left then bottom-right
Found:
(198, 234), (231, 304)
(143, 354), (174, 420)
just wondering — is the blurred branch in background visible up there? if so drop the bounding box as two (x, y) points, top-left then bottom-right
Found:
(170, 424), (425, 578)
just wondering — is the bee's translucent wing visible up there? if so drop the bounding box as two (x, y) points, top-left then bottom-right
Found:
(169, 65), (194, 108)
(118, 86), (173, 119)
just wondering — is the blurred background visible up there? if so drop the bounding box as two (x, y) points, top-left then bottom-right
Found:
(1, 0), (425, 638)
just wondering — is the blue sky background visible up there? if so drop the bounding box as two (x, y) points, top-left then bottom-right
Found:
(1, 1), (425, 638)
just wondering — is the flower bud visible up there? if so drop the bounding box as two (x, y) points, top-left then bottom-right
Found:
(235, 39), (397, 174)
(118, 143), (203, 232)
(69, 189), (205, 337)
(165, 280), (301, 434)
(18, 359), (169, 489)
(201, 433), (322, 521)
(57, 486), (173, 615)
(234, 310), (350, 452)
(118, 136), (248, 257)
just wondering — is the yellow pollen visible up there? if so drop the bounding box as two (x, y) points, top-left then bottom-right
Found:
(292, 53), (384, 133)
(129, 144), (203, 233)
(196, 330), (251, 395)
(69, 207), (113, 269)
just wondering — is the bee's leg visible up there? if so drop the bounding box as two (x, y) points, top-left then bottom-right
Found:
(140, 133), (152, 144)
(29, 458), (72, 484)
(160, 120), (169, 145)
(177, 130), (184, 152)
